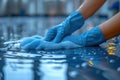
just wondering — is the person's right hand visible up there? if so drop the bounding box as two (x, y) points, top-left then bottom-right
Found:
(62, 26), (106, 47)
(44, 11), (85, 43)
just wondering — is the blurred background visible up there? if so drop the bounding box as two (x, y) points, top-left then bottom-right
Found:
(0, 0), (119, 41)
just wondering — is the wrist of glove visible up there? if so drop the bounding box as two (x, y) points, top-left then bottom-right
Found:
(62, 26), (106, 47)
(45, 11), (85, 43)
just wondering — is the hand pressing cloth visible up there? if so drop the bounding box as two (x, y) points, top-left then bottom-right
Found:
(20, 26), (106, 50)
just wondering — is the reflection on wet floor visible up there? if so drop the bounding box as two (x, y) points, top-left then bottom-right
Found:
(0, 17), (90, 41)
(0, 17), (65, 41)
(0, 46), (120, 80)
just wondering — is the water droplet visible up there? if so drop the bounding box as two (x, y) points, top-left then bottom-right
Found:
(72, 57), (76, 60)
(75, 64), (80, 68)
(117, 67), (120, 72)
(88, 53), (91, 55)
(93, 53), (96, 55)
(81, 62), (88, 68)
(90, 57), (94, 60)
(69, 71), (78, 78)
(109, 59), (115, 63)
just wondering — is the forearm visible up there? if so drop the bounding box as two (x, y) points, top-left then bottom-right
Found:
(77, 0), (106, 19)
(99, 12), (120, 40)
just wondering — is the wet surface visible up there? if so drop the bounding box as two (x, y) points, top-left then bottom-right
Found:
(0, 17), (65, 41)
(0, 17), (120, 80)
(0, 46), (120, 80)
(0, 17), (89, 41)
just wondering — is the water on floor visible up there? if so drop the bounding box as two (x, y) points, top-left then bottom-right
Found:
(0, 46), (120, 80)
(0, 17), (120, 80)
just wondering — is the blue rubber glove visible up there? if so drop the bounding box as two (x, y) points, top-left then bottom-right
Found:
(20, 35), (81, 50)
(22, 39), (80, 50)
(20, 35), (80, 50)
(20, 26), (106, 50)
(44, 11), (85, 43)
(20, 35), (42, 49)
(36, 41), (80, 50)
(62, 26), (106, 46)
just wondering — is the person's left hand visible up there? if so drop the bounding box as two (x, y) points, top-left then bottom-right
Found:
(44, 11), (85, 43)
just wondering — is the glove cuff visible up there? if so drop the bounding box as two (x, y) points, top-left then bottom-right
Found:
(96, 26), (106, 43)
(63, 11), (85, 35)
(85, 26), (106, 46)
(69, 11), (85, 22)
(69, 11), (85, 27)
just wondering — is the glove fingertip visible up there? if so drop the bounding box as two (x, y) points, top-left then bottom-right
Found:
(20, 37), (34, 47)
(22, 40), (41, 50)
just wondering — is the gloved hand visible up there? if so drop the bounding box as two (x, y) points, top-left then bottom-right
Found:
(20, 35), (43, 49)
(20, 26), (106, 50)
(44, 11), (85, 43)
(62, 26), (106, 46)
(37, 41), (80, 50)
(20, 35), (80, 50)
(21, 39), (80, 50)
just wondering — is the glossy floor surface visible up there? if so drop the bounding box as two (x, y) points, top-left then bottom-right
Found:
(0, 17), (120, 80)
(0, 46), (120, 80)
